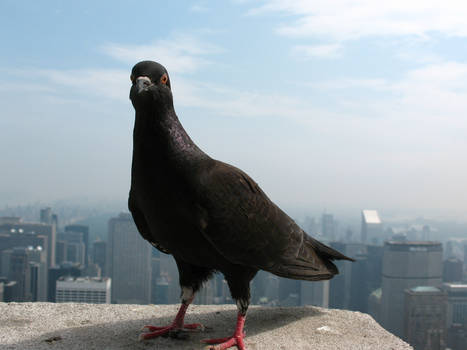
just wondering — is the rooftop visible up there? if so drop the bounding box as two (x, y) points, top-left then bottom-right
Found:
(0, 302), (413, 350)
(362, 210), (381, 224)
(409, 286), (441, 293)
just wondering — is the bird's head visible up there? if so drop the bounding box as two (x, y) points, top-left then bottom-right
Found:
(129, 61), (172, 110)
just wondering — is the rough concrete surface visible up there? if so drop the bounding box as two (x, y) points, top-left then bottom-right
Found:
(0, 302), (412, 350)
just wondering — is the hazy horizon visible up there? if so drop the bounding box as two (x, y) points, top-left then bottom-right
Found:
(1, 1), (467, 221)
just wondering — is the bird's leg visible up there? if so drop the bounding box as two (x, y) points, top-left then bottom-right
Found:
(202, 299), (248, 350)
(139, 287), (204, 341)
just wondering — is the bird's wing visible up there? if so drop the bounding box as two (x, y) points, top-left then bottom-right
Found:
(128, 195), (171, 254)
(196, 161), (351, 280)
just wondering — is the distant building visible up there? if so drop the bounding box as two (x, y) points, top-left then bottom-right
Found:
(381, 241), (443, 338)
(329, 242), (365, 310)
(56, 276), (111, 304)
(443, 258), (463, 283)
(195, 278), (216, 305)
(92, 240), (106, 276)
(2, 281), (20, 302)
(47, 262), (82, 302)
(154, 276), (169, 304)
(40, 208), (53, 225)
(403, 286), (447, 350)
(107, 213), (151, 304)
(0, 219), (55, 268)
(368, 288), (382, 323)
(9, 247), (32, 301)
(447, 324), (467, 350)
(321, 213), (336, 241)
(25, 246), (47, 301)
(300, 280), (329, 307)
(443, 283), (467, 328)
(57, 231), (85, 266)
(361, 210), (383, 244)
(65, 225), (89, 267)
(159, 253), (179, 304)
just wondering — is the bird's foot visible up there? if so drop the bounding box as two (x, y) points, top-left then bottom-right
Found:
(202, 332), (246, 350)
(139, 323), (204, 341)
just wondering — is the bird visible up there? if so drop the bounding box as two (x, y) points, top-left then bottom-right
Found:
(128, 60), (354, 350)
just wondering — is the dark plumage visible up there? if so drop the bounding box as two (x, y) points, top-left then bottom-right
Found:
(129, 61), (353, 349)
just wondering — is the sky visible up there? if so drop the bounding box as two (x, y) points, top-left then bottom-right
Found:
(1, 0), (467, 220)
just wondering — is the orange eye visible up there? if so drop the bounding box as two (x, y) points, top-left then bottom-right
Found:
(160, 74), (168, 85)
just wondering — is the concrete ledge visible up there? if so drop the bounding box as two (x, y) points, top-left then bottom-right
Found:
(0, 302), (412, 349)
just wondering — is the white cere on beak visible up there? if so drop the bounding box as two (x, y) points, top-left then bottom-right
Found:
(137, 76), (152, 84)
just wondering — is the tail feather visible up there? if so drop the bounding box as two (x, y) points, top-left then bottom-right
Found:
(267, 232), (354, 281)
(305, 235), (355, 262)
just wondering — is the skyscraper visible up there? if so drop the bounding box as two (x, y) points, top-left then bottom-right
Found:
(329, 242), (365, 309)
(0, 219), (55, 268)
(9, 247), (31, 301)
(57, 231), (86, 266)
(361, 210), (383, 244)
(443, 258), (463, 283)
(321, 213), (335, 241)
(65, 225), (89, 266)
(403, 286), (447, 350)
(443, 283), (467, 328)
(300, 280), (329, 307)
(107, 213), (151, 304)
(92, 240), (106, 276)
(381, 241), (443, 337)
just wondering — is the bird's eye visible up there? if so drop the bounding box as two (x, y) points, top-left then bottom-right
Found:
(160, 74), (168, 85)
(130, 74), (135, 83)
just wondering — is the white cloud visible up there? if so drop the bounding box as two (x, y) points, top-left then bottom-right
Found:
(101, 34), (221, 74)
(26, 69), (130, 101)
(293, 43), (342, 59)
(248, 1), (467, 41)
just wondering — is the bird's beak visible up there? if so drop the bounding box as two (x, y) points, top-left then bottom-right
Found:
(135, 76), (153, 94)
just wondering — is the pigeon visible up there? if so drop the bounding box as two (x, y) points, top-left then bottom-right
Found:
(128, 61), (354, 350)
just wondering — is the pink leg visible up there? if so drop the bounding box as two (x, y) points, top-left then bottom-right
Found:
(202, 313), (246, 350)
(139, 291), (204, 341)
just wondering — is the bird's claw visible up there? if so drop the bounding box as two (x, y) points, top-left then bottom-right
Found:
(202, 332), (246, 350)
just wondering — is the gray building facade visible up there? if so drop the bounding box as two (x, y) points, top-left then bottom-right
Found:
(107, 213), (151, 304)
(381, 241), (443, 337)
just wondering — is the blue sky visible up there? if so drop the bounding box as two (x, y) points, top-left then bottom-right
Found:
(1, 1), (467, 220)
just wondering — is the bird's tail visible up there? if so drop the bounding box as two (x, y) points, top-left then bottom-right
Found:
(268, 233), (354, 282)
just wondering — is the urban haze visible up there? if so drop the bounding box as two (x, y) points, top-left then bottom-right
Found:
(1, 2), (467, 350)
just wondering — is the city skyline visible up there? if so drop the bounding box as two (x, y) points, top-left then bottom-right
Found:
(1, 1), (467, 219)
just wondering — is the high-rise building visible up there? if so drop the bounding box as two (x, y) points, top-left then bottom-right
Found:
(25, 246), (47, 301)
(47, 262), (82, 302)
(381, 241), (443, 337)
(443, 283), (467, 328)
(300, 280), (329, 307)
(159, 253), (179, 304)
(107, 213), (151, 304)
(9, 247), (31, 301)
(403, 286), (447, 350)
(56, 276), (111, 304)
(321, 213), (335, 240)
(443, 258), (463, 283)
(92, 240), (106, 276)
(40, 208), (53, 225)
(57, 231), (85, 266)
(65, 225), (89, 266)
(0, 219), (55, 268)
(194, 278), (216, 305)
(361, 210), (383, 244)
(329, 242), (365, 309)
